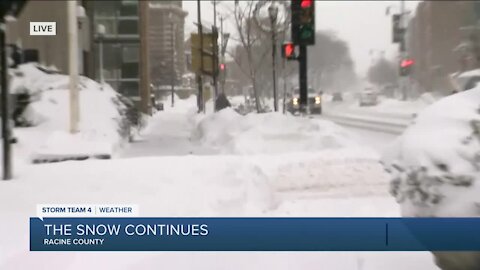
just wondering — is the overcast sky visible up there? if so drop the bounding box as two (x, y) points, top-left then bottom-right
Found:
(182, 0), (420, 76)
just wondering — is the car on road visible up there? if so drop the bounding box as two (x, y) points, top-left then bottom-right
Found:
(286, 87), (322, 114)
(332, 92), (343, 102)
(359, 88), (378, 106)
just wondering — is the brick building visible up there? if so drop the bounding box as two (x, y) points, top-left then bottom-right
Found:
(407, 1), (476, 94)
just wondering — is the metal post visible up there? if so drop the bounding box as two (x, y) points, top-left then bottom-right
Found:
(0, 21), (12, 180)
(282, 57), (287, 114)
(99, 37), (104, 84)
(271, 27), (278, 112)
(68, 0), (79, 133)
(299, 45), (308, 113)
(212, 0), (219, 111)
(197, 0), (204, 113)
(171, 21), (175, 107)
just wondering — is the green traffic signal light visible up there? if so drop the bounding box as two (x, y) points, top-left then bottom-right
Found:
(300, 26), (314, 40)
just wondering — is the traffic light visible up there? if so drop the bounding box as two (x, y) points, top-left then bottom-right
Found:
(291, 0), (315, 45)
(219, 63), (225, 71)
(281, 42), (296, 60)
(392, 14), (404, 44)
(400, 58), (414, 76)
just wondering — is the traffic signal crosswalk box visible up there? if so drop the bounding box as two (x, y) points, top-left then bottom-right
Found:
(191, 33), (218, 76)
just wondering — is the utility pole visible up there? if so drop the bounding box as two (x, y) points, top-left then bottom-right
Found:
(68, 0), (79, 134)
(212, 0), (219, 111)
(197, 0), (204, 113)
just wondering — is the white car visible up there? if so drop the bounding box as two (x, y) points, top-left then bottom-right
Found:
(359, 88), (378, 106)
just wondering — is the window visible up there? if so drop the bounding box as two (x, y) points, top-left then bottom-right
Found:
(121, 62), (139, 78)
(94, 1), (117, 18)
(118, 19), (138, 35)
(122, 44), (139, 63)
(119, 81), (139, 97)
(120, 3), (138, 17)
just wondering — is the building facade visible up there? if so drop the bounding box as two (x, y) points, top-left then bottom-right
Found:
(407, 1), (476, 93)
(6, 0), (90, 75)
(148, 1), (187, 87)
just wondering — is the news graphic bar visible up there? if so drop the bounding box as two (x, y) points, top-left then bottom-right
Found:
(30, 218), (480, 251)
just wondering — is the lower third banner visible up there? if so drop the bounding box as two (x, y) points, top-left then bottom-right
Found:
(30, 218), (480, 251)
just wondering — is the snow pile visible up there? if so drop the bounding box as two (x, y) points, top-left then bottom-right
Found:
(382, 85), (480, 217)
(193, 108), (359, 154)
(0, 154), (431, 270)
(10, 63), (133, 160)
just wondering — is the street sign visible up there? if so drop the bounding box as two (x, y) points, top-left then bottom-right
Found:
(191, 32), (218, 76)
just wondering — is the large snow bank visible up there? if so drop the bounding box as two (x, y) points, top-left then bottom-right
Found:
(193, 108), (360, 155)
(10, 64), (136, 160)
(383, 86), (480, 218)
(0, 153), (426, 270)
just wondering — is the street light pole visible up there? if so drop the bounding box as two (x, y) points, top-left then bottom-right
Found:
(97, 24), (105, 85)
(268, 4), (279, 112)
(170, 18), (176, 108)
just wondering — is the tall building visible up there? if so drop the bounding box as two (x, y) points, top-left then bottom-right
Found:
(85, 0), (151, 111)
(148, 1), (187, 87)
(406, 1), (476, 93)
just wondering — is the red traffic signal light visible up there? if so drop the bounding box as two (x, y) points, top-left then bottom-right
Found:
(301, 0), (313, 8)
(285, 43), (294, 57)
(282, 42), (296, 60)
(400, 58), (414, 76)
(219, 63), (225, 70)
(400, 59), (414, 68)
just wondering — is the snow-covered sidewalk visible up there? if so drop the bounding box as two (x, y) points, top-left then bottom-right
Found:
(121, 111), (215, 157)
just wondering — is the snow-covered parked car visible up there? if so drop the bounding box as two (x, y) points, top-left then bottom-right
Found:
(382, 84), (480, 270)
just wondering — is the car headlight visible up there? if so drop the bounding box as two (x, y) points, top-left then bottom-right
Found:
(315, 96), (321, 104)
(293, 98), (298, 105)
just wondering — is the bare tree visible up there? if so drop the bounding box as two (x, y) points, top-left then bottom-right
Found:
(224, 1), (265, 112)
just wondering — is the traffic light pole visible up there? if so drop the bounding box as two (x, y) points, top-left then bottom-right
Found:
(299, 45), (308, 113)
(0, 20), (12, 180)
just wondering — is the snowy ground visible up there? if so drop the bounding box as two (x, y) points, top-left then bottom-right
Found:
(0, 93), (440, 269)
